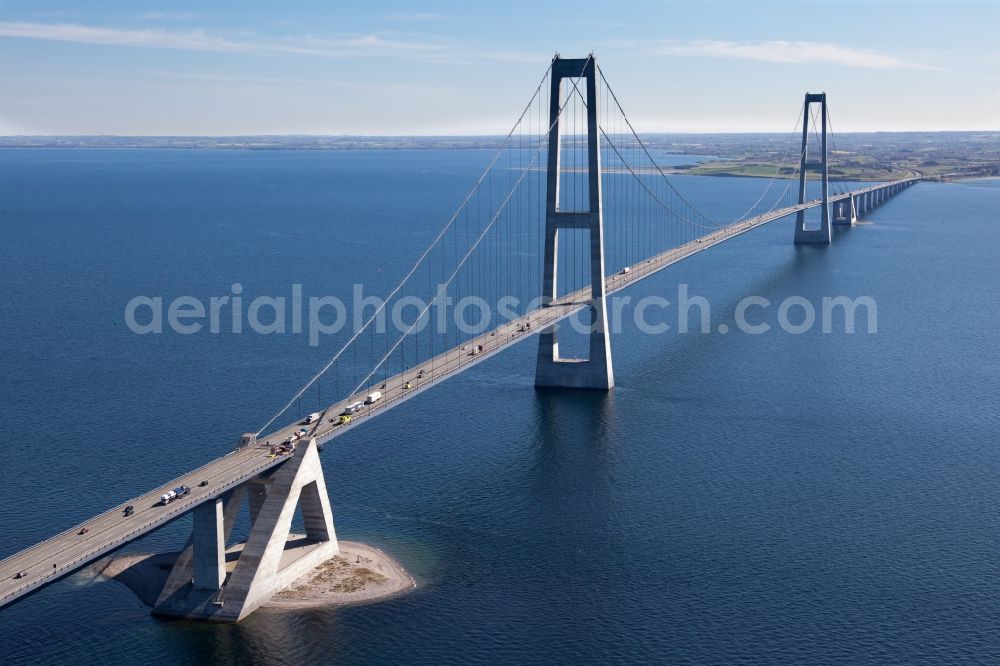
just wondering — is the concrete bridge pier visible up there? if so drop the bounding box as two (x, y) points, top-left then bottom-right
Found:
(190, 490), (240, 590)
(154, 438), (339, 622)
(833, 195), (857, 226)
(535, 55), (614, 390)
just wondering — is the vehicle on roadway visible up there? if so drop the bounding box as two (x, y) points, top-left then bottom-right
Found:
(343, 401), (363, 415)
(78, 527), (89, 535)
(304, 412), (320, 424)
(160, 485), (191, 505)
(14, 571), (26, 579)
(269, 441), (294, 456)
(365, 390), (382, 405)
(338, 414), (352, 425)
(123, 505), (134, 517)
(198, 480), (208, 487)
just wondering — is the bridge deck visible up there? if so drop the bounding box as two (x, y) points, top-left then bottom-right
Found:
(0, 178), (917, 609)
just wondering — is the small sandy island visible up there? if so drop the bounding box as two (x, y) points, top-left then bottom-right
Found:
(92, 540), (415, 610)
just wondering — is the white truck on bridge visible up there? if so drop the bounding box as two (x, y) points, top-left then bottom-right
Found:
(160, 485), (190, 505)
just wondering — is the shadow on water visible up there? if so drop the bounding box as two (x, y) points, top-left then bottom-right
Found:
(527, 388), (619, 504)
(151, 597), (352, 665)
(622, 242), (830, 387)
(532, 388), (617, 449)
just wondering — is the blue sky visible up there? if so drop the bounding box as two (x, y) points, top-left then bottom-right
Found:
(0, 0), (997, 135)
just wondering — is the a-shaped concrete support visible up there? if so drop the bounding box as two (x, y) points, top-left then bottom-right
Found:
(535, 55), (614, 390)
(154, 438), (338, 622)
(794, 92), (832, 244)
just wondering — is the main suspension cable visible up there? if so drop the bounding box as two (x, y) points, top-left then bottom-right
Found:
(256, 58), (559, 437)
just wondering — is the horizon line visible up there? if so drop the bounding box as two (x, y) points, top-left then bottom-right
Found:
(2, 129), (998, 139)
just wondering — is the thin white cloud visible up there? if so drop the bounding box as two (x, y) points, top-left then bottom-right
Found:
(0, 21), (544, 64)
(388, 13), (446, 22)
(646, 39), (946, 72)
(150, 70), (456, 95)
(0, 21), (448, 58)
(136, 12), (198, 21)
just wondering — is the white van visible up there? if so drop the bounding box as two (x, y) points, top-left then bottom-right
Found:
(365, 391), (383, 405)
(305, 412), (320, 424)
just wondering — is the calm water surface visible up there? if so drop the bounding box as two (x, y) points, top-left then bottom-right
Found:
(0, 150), (998, 664)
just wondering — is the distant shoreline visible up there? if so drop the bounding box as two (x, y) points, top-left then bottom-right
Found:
(2, 132), (994, 181)
(1, 130), (997, 151)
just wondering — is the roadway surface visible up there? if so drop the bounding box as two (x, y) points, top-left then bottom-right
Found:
(0, 178), (918, 610)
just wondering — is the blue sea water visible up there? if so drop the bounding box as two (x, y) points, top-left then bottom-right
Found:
(0, 149), (998, 664)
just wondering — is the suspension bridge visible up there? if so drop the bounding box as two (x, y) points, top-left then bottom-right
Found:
(0, 55), (919, 621)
